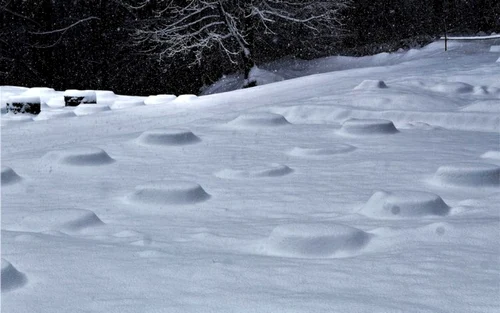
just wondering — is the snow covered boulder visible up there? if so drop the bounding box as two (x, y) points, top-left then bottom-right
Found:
(63, 90), (97, 107)
(6, 95), (41, 115)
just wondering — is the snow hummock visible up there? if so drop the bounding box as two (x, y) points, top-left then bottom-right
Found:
(43, 147), (115, 166)
(144, 95), (177, 105)
(215, 164), (293, 179)
(128, 181), (210, 205)
(433, 163), (500, 187)
(1, 166), (22, 185)
(481, 151), (500, 160)
(73, 103), (110, 116)
(1, 259), (27, 293)
(360, 190), (450, 218)
(489, 45), (500, 52)
(110, 99), (144, 110)
(353, 80), (388, 90)
(227, 112), (290, 128)
(63, 90), (97, 102)
(265, 223), (371, 258)
(338, 118), (399, 136)
(287, 145), (356, 158)
(136, 128), (201, 146)
(18, 209), (104, 233)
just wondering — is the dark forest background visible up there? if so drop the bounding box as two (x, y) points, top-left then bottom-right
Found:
(1, 0), (499, 95)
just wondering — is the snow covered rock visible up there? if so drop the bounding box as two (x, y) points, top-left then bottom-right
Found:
(6, 95), (41, 114)
(63, 90), (97, 106)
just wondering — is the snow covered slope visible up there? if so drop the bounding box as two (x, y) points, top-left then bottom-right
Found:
(1, 39), (499, 313)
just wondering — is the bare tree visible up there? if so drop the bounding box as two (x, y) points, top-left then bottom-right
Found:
(130, 0), (350, 85)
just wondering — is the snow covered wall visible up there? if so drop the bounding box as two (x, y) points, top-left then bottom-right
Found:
(1, 39), (499, 312)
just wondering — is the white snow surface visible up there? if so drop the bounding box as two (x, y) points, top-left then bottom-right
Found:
(1, 39), (499, 312)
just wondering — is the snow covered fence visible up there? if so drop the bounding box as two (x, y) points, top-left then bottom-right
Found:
(63, 90), (97, 107)
(6, 96), (41, 115)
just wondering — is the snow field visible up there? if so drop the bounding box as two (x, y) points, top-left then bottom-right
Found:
(1, 39), (499, 313)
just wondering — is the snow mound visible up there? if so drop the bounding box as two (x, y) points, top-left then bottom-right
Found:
(497, 56), (500, 63)
(338, 118), (398, 136)
(433, 163), (500, 187)
(19, 209), (104, 232)
(173, 94), (198, 103)
(360, 190), (450, 218)
(227, 113), (290, 128)
(7, 95), (41, 104)
(45, 147), (115, 166)
(110, 99), (144, 110)
(73, 104), (110, 116)
(430, 82), (474, 94)
(1, 166), (22, 185)
(489, 45), (500, 52)
(34, 109), (76, 121)
(144, 95), (177, 105)
(1, 259), (27, 292)
(215, 164), (293, 179)
(265, 223), (370, 258)
(353, 80), (388, 90)
(129, 181), (210, 205)
(288, 145), (356, 158)
(136, 128), (201, 146)
(481, 151), (500, 160)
